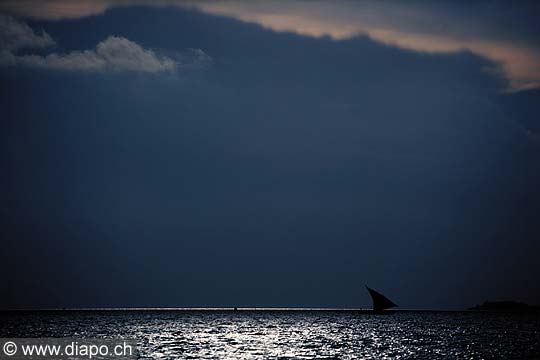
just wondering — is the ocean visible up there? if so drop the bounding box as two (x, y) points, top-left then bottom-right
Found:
(1, 310), (539, 359)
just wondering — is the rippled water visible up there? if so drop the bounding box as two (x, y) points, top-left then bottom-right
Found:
(1, 310), (539, 359)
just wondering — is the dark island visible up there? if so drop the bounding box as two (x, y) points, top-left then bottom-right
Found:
(469, 301), (540, 313)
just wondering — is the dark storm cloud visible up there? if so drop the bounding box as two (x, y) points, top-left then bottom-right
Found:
(187, 0), (540, 91)
(1, 5), (539, 309)
(3, 1), (538, 91)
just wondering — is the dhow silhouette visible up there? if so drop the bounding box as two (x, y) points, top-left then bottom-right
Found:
(365, 285), (398, 314)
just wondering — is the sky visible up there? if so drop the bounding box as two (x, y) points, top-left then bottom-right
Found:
(1, 0), (539, 309)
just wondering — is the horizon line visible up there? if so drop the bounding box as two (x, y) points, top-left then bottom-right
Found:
(0, 307), (468, 312)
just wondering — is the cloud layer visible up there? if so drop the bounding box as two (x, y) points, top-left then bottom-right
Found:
(190, 1), (540, 92)
(2, 1), (537, 91)
(0, 15), (210, 73)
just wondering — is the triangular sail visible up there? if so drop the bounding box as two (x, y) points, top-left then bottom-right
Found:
(366, 285), (397, 311)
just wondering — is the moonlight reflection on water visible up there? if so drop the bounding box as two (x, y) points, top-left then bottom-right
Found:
(1, 310), (539, 359)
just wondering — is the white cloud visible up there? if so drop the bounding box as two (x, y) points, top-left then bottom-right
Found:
(0, 14), (55, 51)
(0, 35), (177, 73)
(0, 16), (211, 74)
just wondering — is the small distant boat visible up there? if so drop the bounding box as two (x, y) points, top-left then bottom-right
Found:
(365, 285), (398, 313)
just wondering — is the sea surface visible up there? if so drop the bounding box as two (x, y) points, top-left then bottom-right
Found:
(1, 310), (539, 359)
